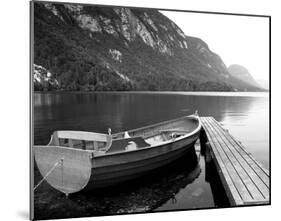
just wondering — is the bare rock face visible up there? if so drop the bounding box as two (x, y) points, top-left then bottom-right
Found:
(33, 2), (263, 91)
(109, 49), (122, 62)
(34, 64), (59, 91)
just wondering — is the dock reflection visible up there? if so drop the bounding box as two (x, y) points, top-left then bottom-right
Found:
(202, 139), (230, 207)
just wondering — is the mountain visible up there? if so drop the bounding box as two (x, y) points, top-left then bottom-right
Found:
(33, 2), (263, 91)
(228, 64), (262, 89)
(257, 79), (269, 90)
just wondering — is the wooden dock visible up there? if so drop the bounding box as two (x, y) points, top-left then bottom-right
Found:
(199, 117), (270, 206)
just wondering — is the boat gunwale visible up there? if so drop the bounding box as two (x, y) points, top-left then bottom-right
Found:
(95, 115), (201, 158)
(113, 115), (195, 137)
(36, 115), (201, 158)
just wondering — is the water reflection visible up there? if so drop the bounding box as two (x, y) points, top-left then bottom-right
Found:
(155, 141), (229, 211)
(34, 147), (203, 219)
(220, 97), (269, 168)
(33, 92), (269, 218)
(34, 92), (267, 148)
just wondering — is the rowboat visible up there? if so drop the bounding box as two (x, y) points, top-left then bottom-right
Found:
(33, 112), (202, 196)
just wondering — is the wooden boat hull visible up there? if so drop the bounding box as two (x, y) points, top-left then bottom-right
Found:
(34, 115), (201, 195)
(86, 134), (199, 189)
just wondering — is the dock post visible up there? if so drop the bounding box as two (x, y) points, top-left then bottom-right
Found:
(199, 129), (208, 156)
(205, 142), (212, 163)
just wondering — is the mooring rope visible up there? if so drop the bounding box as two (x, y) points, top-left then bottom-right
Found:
(34, 159), (62, 191)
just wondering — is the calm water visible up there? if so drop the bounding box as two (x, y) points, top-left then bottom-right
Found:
(33, 92), (269, 219)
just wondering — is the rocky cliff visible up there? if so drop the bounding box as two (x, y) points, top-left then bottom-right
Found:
(33, 2), (263, 91)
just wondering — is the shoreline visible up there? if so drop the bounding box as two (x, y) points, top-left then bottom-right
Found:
(33, 90), (269, 97)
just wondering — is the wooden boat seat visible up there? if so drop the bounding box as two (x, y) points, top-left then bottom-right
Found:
(159, 129), (190, 134)
(51, 130), (112, 152)
(107, 136), (151, 153)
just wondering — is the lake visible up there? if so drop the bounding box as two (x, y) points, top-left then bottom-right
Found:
(33, 91), (269, 219)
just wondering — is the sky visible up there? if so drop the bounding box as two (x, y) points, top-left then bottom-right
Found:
(160, 10), (269, 82)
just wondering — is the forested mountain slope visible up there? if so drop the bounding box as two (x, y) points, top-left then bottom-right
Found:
(33, 2), (263, 91)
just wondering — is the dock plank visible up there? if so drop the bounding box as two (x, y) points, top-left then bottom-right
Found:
(201, 118), (253, 204)
(200, 117), (270, 206)
(204, 118), (267, 200)
(212, 119), (270, 181)
(210, 118), (269, 192)
(208, 143), (244, 205)
(210, 118), (269, 189)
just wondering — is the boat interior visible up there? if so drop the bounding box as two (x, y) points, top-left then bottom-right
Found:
(48, 116), (199, 154)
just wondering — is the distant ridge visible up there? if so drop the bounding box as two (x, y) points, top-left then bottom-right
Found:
(257, 79), (269, 90)
(227, 64), (263, 90)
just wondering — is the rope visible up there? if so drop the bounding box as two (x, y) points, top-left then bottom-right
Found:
(34, 159), (62, 191)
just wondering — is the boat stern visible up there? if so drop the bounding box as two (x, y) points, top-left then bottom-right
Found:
(33, 145), (93, 195)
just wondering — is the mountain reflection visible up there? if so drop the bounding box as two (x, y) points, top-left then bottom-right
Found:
(34, 92), (260, 144)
